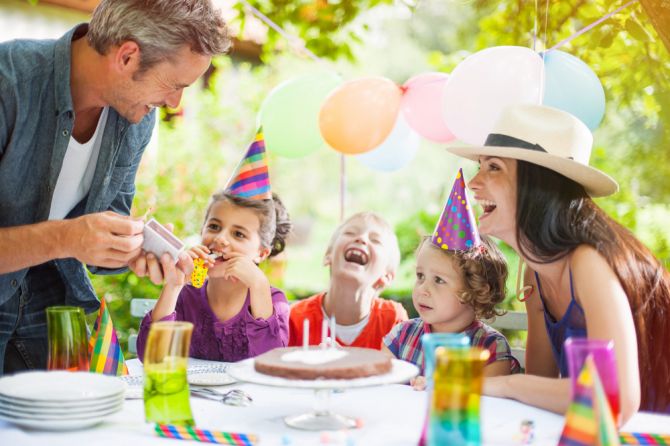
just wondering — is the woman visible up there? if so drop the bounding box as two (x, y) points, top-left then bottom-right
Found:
(448, 104), (670, 420)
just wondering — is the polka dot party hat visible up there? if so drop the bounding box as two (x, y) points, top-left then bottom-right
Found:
(431, 168), (481, 251)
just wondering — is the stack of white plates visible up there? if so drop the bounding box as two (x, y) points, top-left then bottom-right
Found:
(0, 371), (125, 430)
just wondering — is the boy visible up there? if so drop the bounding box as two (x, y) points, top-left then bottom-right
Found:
(289, 212), (408, 349)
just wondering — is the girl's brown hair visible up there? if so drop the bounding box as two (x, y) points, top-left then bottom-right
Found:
(418, 235), (508, 320)
(205, 192), (292, 257)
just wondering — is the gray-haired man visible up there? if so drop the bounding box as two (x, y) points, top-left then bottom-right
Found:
(0, 0), (230, 374)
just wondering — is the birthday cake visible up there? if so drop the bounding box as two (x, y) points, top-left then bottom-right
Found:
(254, 346), (392, 380)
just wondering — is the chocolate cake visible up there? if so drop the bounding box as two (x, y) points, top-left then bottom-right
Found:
(254, 346), (392, 380)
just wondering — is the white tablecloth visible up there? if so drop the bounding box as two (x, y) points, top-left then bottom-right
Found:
(1, 359), (668, 446)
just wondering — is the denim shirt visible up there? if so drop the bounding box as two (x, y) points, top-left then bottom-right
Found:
(0, 24), (155, 312)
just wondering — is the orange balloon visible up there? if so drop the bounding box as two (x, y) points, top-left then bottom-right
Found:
(319, 77), (402, 154)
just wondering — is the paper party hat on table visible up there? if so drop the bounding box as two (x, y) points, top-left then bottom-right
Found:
(225, 129), (272, 200)
(558, 355), (620, 446)
(431, 168), (481, 251)
(89, 298), (128, 376)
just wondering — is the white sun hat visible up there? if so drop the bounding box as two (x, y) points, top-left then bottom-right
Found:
(447, 104), (618, 197)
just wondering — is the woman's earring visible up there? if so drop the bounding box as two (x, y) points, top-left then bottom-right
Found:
(514, 260), (534, 302)
(517, 285), (534, 302)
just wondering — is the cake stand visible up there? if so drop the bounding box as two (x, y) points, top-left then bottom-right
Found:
(227, 358), (418, 431)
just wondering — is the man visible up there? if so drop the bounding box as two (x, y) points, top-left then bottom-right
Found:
(0, 0), (230, 373)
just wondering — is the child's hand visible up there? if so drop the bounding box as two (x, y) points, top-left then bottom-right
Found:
(411, 375), (426, 391)
(220, 252), (267, 287)
(188, 245), (215, 268)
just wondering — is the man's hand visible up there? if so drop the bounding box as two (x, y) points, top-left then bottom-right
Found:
(128, 221), (193, 285)
(62, 211), (144, 268)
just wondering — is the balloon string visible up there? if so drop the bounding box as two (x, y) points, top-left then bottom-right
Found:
(546, 0), (638, 52)
(237, 0), (328, 65)
(340, 154), (346, 222)
(532, 0), (538, 51)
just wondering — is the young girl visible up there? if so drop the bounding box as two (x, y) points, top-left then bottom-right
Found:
(136, 191), (292, 362)
(383, 236), (520, 389)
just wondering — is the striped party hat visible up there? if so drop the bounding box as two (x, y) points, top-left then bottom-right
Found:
(431, 168), (481, 251)
(88, 298), (128, 376)
(558, 355), (620, 446)
(225, 129), (272, 200)
(593, 357), (621, 446)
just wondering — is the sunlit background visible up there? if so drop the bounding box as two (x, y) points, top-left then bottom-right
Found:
(2, 0), (669, 355)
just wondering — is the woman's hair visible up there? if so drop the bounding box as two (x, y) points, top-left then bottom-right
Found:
(88, 0), (231, 74)
(515, 160), (670, 412)
(417, 235), (508, 320)
(205, 192), (292, 258)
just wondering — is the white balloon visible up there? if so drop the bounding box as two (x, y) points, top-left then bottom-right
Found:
(442, 46), (545, 145)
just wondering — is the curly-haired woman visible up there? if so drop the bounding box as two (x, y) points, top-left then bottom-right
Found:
(383, 234), (519, 390)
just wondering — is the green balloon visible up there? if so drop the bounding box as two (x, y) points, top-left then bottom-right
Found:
(260, 72), (342, 158)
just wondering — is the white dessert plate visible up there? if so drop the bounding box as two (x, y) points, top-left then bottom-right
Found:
(0, 371), (125, 402)
(0, 411), (116, 431)
(0, 396), (123, 415)
(188, 372), (236, 386)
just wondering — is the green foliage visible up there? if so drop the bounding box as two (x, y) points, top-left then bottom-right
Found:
(235, 0), (395, 61)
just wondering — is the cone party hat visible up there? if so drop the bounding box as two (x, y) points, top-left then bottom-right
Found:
(225, 129), (272, 200)
(431, 168), (481, 251)
(558, 355), (620, 446)
(88, 298), (128, 376)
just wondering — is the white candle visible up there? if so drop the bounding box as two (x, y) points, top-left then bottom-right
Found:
(302, 319), (309, 351)
(329, 316), (336, 349)
(321, 319), (328, 349)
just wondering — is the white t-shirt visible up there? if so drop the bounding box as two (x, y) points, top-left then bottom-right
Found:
(49, 107), (109, 220)
(322, 306), (371, 345)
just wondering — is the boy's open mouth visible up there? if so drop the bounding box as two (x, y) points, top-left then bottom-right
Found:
(418, 304), (433, 311)
(344, 247), (369, 266)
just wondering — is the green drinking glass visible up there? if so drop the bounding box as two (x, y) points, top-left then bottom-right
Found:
(143, 321), (194, 426)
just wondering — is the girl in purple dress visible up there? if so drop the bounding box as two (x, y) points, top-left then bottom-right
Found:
(137, 191), (292, 362)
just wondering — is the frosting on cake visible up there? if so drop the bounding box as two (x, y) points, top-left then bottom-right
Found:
(254, 346), (392, 380)
(280, 349), (349, 365)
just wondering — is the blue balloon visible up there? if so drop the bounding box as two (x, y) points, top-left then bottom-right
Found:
(542, 50), (606, 130)
(356, 114), (420, 172)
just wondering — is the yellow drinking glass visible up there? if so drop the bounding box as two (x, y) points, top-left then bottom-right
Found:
(143, 321), (194, 426)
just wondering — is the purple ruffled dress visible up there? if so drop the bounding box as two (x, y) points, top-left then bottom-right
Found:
(136, 282), (289, 362)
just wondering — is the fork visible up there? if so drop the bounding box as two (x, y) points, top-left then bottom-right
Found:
(190, 387), (252, 406)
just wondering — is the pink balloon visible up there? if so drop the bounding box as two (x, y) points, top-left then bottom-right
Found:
(401, 72), (455, 143)
(442, 46), (544, 145)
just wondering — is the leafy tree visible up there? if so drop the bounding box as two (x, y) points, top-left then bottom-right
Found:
(234, 0), (395, 61)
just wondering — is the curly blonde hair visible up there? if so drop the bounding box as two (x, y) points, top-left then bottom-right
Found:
(417, 235), (508, 320)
